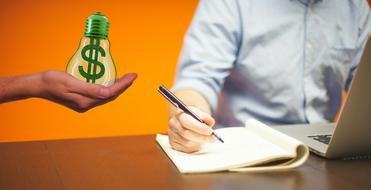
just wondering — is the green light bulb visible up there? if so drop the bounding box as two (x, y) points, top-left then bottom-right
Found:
(66, 12), (116, 86)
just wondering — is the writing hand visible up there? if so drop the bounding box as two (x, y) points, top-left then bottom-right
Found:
(168, 106), (216, 153)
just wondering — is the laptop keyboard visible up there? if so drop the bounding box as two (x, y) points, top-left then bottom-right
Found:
(308, 134), (332, 145)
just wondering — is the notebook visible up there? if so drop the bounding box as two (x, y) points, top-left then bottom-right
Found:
(156, 119), (309, 173)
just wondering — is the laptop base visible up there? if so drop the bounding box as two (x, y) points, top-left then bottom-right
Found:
(273, 123), (336, 157)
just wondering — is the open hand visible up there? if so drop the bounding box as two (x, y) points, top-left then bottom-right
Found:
(37, 70), (137, 112)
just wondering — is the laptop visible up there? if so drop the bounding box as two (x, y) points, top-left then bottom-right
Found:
(274, 36), (371, 159)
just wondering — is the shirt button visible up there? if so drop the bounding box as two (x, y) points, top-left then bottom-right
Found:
(306, 42), (312, 49)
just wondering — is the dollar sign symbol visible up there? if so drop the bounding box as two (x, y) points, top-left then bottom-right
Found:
(79, 38), (106, 83)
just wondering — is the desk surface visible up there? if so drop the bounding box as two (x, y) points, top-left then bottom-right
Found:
(0, 135), (370, 190)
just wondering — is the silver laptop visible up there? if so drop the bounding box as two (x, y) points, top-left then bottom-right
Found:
(274, 36), (371, 159)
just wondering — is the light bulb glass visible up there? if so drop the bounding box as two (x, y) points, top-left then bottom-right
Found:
(66, 12), (116, 86)
(66, 37), (116, 86)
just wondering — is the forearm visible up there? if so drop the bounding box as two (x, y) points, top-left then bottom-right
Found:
(0, 73), (43, 103)
(168, 88), (212, 118)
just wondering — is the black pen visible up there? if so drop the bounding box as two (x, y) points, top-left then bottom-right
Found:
(158, 84), (224, 143)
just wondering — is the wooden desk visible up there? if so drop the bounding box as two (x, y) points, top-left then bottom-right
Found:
(0, 135), (370, 190)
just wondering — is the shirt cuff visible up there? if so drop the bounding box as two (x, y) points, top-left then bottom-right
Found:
(172, 79), (218, 112)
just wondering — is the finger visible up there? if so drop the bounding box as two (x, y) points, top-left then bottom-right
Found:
(169, 138), (201, 153)
(108, 73), (137, 96)
(92, 74), (137, 104)
(189, 107), (215, 126)
(72, 73), (137, 107)
(44, 91), (95, 113)
(67, 77), (112, 99)
(171, 117), (215, 143)
(44, 95), (82, 112)
(63, 92), (99, 112)
(68, 73), (137, 100)
(169, 125), (200, 148)
(176, 112), (213, 135)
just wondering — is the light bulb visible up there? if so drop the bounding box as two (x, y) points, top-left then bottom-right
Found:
(66, 12), (116, 86)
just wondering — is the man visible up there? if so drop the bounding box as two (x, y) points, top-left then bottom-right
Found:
(168, 0), (371, 153)
(0, 70), (137, 112)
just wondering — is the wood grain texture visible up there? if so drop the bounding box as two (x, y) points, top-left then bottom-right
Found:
(1, 135), (370, 190)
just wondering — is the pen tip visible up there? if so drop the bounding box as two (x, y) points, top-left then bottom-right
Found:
(212, 132), (224, 143)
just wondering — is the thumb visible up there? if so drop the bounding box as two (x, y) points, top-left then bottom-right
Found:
(108, 73), (138, 96)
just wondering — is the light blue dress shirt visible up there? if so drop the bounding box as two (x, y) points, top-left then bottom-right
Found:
(173, 0), (371, 127)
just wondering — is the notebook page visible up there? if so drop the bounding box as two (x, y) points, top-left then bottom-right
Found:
(245, 119), (304, 152)
(156, 127), (294, 173)
(229, 119), (310, 172)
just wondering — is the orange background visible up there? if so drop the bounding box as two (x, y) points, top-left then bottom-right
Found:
(0, 0), (198, 142)
(1, 1), (370, 142)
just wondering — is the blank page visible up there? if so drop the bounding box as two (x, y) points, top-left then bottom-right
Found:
(156, 127), (294, 173)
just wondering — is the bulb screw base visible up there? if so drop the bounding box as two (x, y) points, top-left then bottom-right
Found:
(84, 12), (109, 39)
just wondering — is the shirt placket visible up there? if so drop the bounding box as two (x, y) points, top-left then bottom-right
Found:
(303, 0), (315, 123)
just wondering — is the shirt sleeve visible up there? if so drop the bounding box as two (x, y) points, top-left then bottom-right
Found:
(345, 2), (371, 91)
(172, 0), (241, 111)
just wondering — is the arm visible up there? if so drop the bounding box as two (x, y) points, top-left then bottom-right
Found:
(0, 73), (42, 103)
(168, 0), (241, 153)
(0, 70), (137, 112)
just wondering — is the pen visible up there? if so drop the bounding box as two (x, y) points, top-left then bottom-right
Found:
(158, 84), (224, 143)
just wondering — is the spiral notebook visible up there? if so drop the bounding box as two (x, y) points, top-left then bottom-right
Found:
(156, 119), (309, 174)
